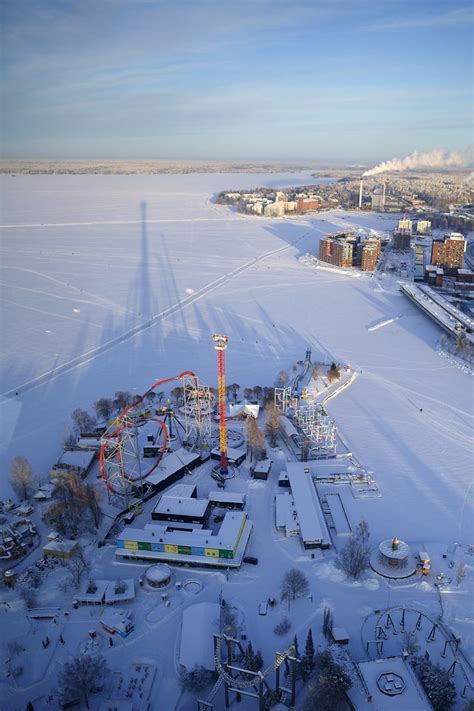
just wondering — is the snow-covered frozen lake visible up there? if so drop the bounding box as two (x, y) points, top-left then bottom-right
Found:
(1, 173), (473, 546)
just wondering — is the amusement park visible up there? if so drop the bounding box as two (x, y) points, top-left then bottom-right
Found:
(1, 332), (473, 711)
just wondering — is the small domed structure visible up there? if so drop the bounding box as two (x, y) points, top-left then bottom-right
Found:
(145, 564), (172, 589)
(379, 536), (411, 567)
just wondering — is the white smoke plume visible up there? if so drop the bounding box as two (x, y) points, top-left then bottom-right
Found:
(363, 147), (473, 177)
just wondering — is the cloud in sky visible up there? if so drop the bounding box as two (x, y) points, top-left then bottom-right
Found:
(1, 0), (472, 160)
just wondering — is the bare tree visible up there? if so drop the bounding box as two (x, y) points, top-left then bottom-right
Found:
(57, 653), (108, 710)
(83, 483), (103, 530)
(170, 386), (183, 406)
(263, 386), (275, 405)
(45, 475), (96, 537)
(113, 391), (132, 412)
(243, 388), (253, 400)
(253, 385), (263, 402)
(327, 362), (341, 383)
(311, 364), (320, 379)
(9, 456), (37, 500)
(336, 519), (371, 579)
(246, 417), (265, 463)
(71, 409), (96, 434)
(265, 404), (281, 447)
(64, 546), (90, 589)
(93, 398), (113, 422)
(281, 568), (310, 608)
(276, 370), (289, 388)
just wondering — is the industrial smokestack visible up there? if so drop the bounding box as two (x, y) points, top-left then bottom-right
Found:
(358, 179), (363, 209)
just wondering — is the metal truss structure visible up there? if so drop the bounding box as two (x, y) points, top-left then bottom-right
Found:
(182, 373), (212, 453)
(294, 404), (337, 451)
(197, 633), (300, 711)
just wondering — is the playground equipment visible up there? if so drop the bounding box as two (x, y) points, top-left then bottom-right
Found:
(197, 633), (301, 711)
(213, 334), (229, 475)
(99, 370), (211, 506)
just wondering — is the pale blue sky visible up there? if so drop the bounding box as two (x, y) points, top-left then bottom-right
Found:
(1, 0), (473, 161)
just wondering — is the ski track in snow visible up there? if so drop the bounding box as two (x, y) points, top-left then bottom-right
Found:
(2, 223), (320, 398)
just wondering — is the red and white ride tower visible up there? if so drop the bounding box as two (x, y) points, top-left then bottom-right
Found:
(213, 333), (229, 475)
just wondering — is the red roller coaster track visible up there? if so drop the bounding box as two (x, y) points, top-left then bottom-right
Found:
(99, 370), (198, 493)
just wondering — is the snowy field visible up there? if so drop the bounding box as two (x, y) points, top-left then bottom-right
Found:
(0, 173), (473, 710)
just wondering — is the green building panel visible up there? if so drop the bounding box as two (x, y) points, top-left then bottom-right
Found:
(178, 545), (192, 555)
(219, 549), (233, 559)
(137, 541), (151, 551)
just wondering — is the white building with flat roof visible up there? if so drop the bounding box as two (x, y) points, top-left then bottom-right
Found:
(285, 463), (331, 548)
(349, 657), (432, 710)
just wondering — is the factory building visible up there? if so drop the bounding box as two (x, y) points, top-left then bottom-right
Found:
(431, 232), (466, 273)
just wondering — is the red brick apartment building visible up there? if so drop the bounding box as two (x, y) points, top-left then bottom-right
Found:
(319, 238), (353, 267)
(361, 240), (381, 271)
(431, 233), (465, 273)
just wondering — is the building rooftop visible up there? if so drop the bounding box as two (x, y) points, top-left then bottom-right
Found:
(349, 657), (432, 710)
(153, 495), (209, 518)
(286, 463), (331, 546)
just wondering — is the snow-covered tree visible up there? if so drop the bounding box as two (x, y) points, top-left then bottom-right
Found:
(274, 617), (291, 636)
(9, 456), (37, 500)
(336, 519), (371, 579)
(178, 664), (215, 692)
(71, 408), (96, 434)
(301, 628), (315, 678)
(412, 656), (456, 711)
(265, 404), (281, 447)
(243, 387), (253, 400)
(276, 370), (289, 387)
(94, 398), (113, 422)
(303, 650), (352, 711)
(281, 568), (309, 607)
(57, 653), (108, 710)
(246, 416), (265, 462)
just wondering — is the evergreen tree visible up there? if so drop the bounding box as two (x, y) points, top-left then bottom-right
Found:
(25, 704), (34, 711)
(301, 628), (315, 678)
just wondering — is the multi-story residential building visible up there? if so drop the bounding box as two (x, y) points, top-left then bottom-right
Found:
(397, 218), (413, 234)
(361, 240), (381, 271)
(430, 232), (466, 273)
(416, 220), (431, 234)
(319, 238), (353, 267)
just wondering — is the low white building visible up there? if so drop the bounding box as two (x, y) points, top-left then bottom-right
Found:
(179, 602), (220, 671)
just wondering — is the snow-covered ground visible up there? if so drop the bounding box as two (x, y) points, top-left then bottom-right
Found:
(0, 173), (473, 710)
